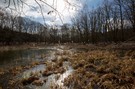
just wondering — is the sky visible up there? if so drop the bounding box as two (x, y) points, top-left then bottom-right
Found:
(0, 0), (102, 25)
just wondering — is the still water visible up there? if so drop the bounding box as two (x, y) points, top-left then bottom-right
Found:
(0, 46), (74, 89)
(0, 47), (56, 69)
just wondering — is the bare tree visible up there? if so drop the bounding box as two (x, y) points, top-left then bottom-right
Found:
(114, 0), (124, 41)
(2, 0), (80, 25)
(72, 17), (83, 42)
(123, 0), (135, 32)
(89, 10), (97, 43)
(101, 0), (112, 42)
(61, 24), (70, 43)
(80, 6), (90, 43)
(111, 5), (119, 42)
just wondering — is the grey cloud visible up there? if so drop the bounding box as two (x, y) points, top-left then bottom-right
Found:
(0, 0), (27, 9)
(0, 0), (84, 25)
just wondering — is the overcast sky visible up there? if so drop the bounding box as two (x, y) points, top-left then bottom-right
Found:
(0, 0), (102, 25)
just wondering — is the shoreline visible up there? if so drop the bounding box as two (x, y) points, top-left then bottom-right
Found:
(0, 43), (52, 52)
(0, 42), (135, 52)
(0, 44), (135, 88)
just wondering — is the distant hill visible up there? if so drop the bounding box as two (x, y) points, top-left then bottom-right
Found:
(0, 7), (46, 34)
(16, 16), (46, 34)
(0, 8), (45, 45)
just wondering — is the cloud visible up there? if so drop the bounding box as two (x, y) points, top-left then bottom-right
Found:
(0, 0), (27, 8)
(20, 0), (83, 25)
(0, 0), (102, 25)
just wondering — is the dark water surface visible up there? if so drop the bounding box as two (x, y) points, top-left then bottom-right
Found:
(0, 47), (56, 68)
(0, 46), (74, 89)
(0, 46), (58, 89)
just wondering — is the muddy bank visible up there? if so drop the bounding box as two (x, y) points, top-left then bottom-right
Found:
(0, 44), (38, 52)
(0, 43), (59, 52)
(1, 42), (134, 52)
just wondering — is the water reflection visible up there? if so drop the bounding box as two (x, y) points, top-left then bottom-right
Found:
(0, 47), (56, 68)
(0, 46), (74, 89)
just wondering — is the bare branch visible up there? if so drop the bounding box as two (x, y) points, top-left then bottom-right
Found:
(35, 0), (46, 26)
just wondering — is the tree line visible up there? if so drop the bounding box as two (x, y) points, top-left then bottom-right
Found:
(70, 0), (135, 43)
(0, 0), (135, 45)
(42, 0), (135, 44)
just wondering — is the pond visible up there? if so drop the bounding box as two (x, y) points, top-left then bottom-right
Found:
(0, 45), (74, 89)
(0, 46), (56, 68)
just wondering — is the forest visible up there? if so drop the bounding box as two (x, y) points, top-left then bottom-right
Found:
(0, 0), (134, 44)
(0, 0), (135, 89)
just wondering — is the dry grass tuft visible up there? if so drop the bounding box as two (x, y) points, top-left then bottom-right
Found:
(63, 44), (135, 89)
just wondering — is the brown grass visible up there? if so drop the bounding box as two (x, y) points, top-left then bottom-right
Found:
(63, 44), (135, 89)
(2, 43), (135, 89)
